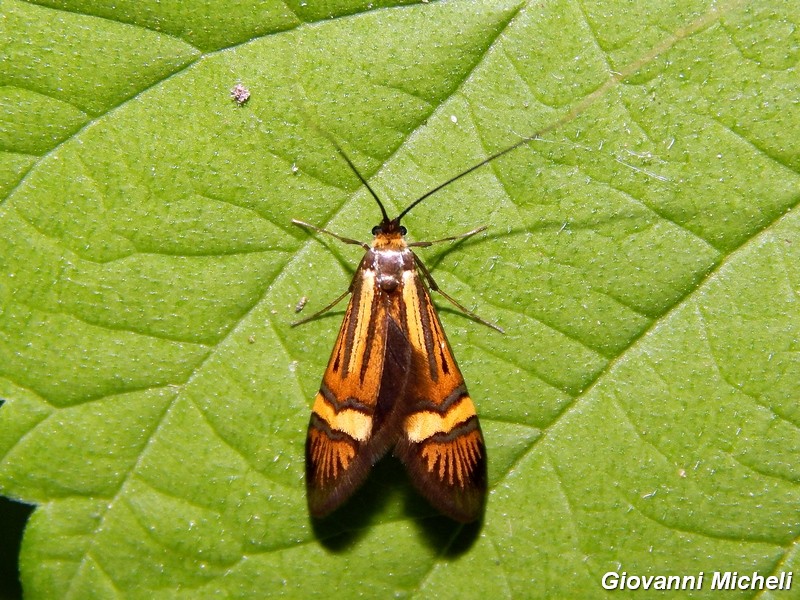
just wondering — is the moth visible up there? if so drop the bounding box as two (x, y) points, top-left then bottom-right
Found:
(294, 135), (527, 522)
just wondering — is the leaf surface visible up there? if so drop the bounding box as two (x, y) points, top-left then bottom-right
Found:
(1, 0), (799, 597)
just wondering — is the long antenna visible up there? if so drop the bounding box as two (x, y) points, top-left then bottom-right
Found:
(396, 133), (539, 221)
(322, 135), (392, 225)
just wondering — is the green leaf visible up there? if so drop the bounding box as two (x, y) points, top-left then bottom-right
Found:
(2, 0), (799, 597)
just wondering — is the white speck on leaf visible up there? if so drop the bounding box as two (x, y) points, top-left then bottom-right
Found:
(230, 83), (250, 105)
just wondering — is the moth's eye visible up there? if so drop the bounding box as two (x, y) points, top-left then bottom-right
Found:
(372, 225), (380, 235)
(399, 225), (407, 235)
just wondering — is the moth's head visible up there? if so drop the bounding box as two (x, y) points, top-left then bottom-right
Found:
(370, 217), (407, 250)
(371, 217), (407, 239)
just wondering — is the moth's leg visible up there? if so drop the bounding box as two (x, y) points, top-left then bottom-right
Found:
(406, 225), (487, 248)
(413, 254), (504, 334)
(291, 289), (351, 327)
(291, 219), (364, 326)
(292, 219), (369, 249)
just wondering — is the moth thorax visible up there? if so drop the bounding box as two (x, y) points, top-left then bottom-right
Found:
(372, 247), (412, 292)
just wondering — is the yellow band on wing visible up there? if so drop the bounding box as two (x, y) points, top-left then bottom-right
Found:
(312, 394), (372, 442)
(404, 396), (477, 443)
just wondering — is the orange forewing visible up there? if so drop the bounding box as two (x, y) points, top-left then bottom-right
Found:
(305, 262), (389, 517)
(394, 272), (486, 522)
